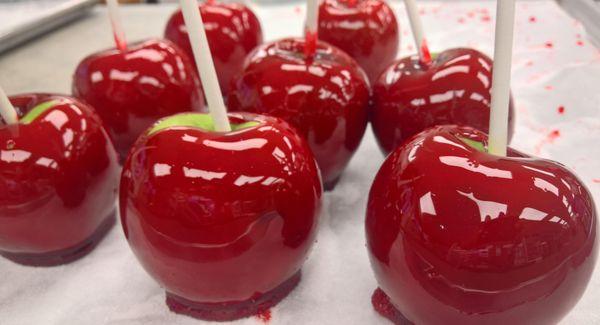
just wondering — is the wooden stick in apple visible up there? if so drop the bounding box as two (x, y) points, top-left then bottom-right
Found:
(179, 0), (231, 132)
(488, 0), (516, 156)
(404, 0), (431, 63)
(106, 0), (127, 51)
(0, 85), (18, 125)
(304, 0), (320, 57)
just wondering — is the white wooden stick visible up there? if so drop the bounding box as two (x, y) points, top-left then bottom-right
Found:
(404, 0), (429, 62)
(106, 0), (127, 50)
(180, 0), (231, 132)
(306, 0), (319, 36)
(0, 86), (18, 125)
(488, 0), (516, 156)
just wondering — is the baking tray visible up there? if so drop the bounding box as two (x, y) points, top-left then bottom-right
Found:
(0, 0), (98, 54)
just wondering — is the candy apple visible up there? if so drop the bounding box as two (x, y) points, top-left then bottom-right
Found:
(0, 94), (119, 266)
(228, 38), (370, 190)
(120, 112), (322, 321)
(318, 0), (399, 82)
(165, 1), (263, 95)
(371, 48), (516, 155)
(366, 125), (597, 324)
(73, 38), (204, 162)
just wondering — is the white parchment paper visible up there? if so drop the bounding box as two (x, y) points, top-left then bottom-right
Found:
(0, 1), (599, 324)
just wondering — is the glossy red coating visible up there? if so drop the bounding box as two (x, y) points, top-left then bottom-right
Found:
(318, 0), (399, 82)
(120, 112), (322, 320)
(165, 1), (263, 95)
(372, 48), (516, 155)
(366, 125), (597, 325)
(73, 38), (204, 161)
(228, 38), (370, 189)
(0, 94), (119, 265)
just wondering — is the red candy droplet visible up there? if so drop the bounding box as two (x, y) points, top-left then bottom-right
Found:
(545, 41), (554, 49)
(256, 309), (272, 323)
(529, 16), (537, 23)
(577, 40), (585, 46)
(420, 39), (432, 64)
(304, 30), (318, 58)
(558, 106), (565, 114)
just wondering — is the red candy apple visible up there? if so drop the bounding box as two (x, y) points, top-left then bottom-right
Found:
(120, 112), (321, 321)
(228, 38), (370, 190)
(372, 48), (516, 155)
(366, 125), (597, 324)
(165, 1), (263, 95)
(73, 38), (204, 162)
(0, 94), (119, 266)
(319, 0), (399, 82)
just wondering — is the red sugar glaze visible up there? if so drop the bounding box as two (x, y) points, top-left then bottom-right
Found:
(112, 32), (127, 52)
(0, 94), (119, 265)
(228, 38), (370, 189)
(256, 308), (272, 323)
(367, 125), (597, 324)
(1, 213), (115, 266)
(420, 39), (432, 64)
(166, 272), (299, 322)
(372, 48), (515, 155)
(372, 288), (413, 325)
(120, 113), (321, 321)
(304, 30), (318, 58)
(73, 38), (203, 162)
(318, 0), (400, 81)
(164, 1), (263, 95)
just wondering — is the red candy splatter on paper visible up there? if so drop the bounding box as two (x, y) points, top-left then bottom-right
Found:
(256, 309), (272, 323)
(481, 15), (491, 23)
(458, 17), (466, 24)
(545, 41), (554, 49)
(593, 179), (600, 184)
(294, 6), (301, 14)
(534, 129), (561, 155)
(577, 40), (585, 46)
(526, 60), (534, 67)
(558, 106), (565, 114)
(529, 16), (537, 23)
(545, 85), (554, 91)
